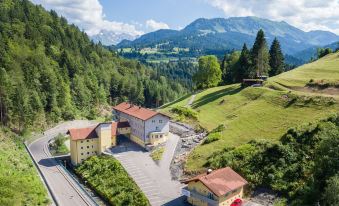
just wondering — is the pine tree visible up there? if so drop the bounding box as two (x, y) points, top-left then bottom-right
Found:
(235, 44), (251, 81)
(269, 38), (285, 76)
(251, 29), (270, 78)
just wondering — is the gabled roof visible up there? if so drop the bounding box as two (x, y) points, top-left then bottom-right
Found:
(68, 121), (131, 141)
(113, 102), (159, 121)
(182, 167), (248, 197)
(67, 126), (98, 141)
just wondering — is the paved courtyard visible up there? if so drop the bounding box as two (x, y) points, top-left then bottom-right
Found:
(107, 133), (188, 206)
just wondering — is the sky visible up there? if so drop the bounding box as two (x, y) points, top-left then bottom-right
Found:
(31, 0), (339, 37)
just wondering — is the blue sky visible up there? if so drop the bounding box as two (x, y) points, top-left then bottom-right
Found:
(31, 0), (339, 37)
(99, 0), (224, 30)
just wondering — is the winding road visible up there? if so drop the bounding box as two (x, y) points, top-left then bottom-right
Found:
(27, 120), (98, 206)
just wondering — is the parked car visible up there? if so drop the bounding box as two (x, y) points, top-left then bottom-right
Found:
(230, 198), (243, 206)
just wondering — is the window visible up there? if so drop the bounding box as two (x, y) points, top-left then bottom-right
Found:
(87, 140), (89, 142)
(81, 141), (83, 143)
(159, 120), (163, 123)
(81, 153), (83, 155)
(87, 146), (89, 149)
(81, 147), (83, 149)
(87, 152), (89, 154)
(152, 120), (155, 123)
(92, 145), (94, 148)
(155, 126), (159, 131)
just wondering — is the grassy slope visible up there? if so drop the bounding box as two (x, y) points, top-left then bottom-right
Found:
(0, 129), (49, 206)
(161, 53), (339, 172)
(270, 52), (339, 87)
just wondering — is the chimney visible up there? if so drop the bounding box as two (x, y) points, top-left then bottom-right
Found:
(207, 169), (213, 174)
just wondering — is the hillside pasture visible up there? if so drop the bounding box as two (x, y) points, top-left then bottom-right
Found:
(161, 84), (338, 172)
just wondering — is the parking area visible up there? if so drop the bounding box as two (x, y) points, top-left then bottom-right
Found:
(107, 133), (186, 206)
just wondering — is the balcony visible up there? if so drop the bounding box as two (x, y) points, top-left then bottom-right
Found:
(182, 187), (219, 206)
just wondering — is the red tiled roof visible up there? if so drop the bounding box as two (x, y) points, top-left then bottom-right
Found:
(68, 121), (131, 141)
(113, 102), (158, 121)
(183, 167), (248, 197)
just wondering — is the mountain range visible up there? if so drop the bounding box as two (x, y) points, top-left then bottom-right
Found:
(91, 30), (138, 45)
(116, 17), (339, 56)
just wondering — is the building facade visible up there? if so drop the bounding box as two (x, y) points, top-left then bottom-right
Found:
(182, 167), (248, 206)
(68, 122), (130, 165)
(113, 102), (170, 147)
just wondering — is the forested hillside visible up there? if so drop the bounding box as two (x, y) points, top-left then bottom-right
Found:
(0, 0), (186, 131)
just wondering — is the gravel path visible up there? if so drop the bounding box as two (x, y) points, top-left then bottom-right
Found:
(186, 94), (196, 107)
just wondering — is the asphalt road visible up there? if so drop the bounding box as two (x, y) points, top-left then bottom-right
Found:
(28, 120), (98, 206)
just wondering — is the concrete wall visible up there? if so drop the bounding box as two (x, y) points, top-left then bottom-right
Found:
(96, 123), (112, 153)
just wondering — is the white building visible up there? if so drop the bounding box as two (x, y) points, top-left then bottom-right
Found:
(113, 102), (170, 147)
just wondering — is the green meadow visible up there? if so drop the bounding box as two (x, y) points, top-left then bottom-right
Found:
(161, 52), (339, 172)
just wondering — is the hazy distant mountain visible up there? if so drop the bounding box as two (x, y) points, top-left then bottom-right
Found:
(117, 17), (339, 55)
(91, 30), (138, 45)
(293, 41), (339, 62)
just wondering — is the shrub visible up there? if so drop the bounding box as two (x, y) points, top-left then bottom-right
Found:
(203, 132), (221, 145)
(170, 106), (197, 119)
(211, 124), (225, 133)
(50, 134), (69, 155)
(75, 155), (149, 206)
(205, 114), (339, 204)
(150, 147), (165, 161)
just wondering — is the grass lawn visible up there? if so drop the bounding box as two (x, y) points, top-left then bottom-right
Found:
(161, 85), (338, 172)
(0, 128), (49, 206)
(270, 52), (339, 87)
(161, 53), (339, 172)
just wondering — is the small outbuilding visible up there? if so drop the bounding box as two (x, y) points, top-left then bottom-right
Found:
(181, 167), (248, 206)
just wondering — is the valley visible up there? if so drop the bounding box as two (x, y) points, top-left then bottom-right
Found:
(0, 0), (338, 206)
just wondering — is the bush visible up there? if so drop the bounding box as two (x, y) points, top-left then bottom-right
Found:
(50, 134), (69, 155)
(202, 132), (221, 145)
(75, 155), (149, 206)
(150, 147), (165, 161)
(205, 114), (339, 204)
(170, 106), (197, 120)
(211, 124), (225, 133)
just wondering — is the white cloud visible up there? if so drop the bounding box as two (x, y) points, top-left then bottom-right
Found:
(205, 0), (339, 34)
(31, 0), (144, 36)
(146, 19), (170, 31)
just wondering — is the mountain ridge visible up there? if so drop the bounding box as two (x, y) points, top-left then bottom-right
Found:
(117, 17), (339, 55)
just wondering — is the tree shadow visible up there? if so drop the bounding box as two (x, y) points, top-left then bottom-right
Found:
(38, 157), (59, 167)
(192, 86), (243, 109)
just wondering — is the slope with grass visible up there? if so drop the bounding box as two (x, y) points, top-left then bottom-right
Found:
(160, 54), (339, 172)
(269, 52), (339, 90)
(0, 128), (49, 205)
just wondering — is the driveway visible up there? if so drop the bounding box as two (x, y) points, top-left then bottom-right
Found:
(28, 120), (98, 206)
(107, 133), (187, 206)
